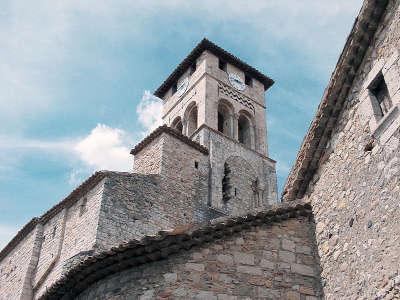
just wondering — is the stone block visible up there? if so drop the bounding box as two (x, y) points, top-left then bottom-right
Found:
(237, 265), (263, 275)
(282, 239), (296, 252)
(279, 250), (296, 263)
(234, 252), (255, 265)
(186, 263), (205, 272)
(291, 263), (315, 277)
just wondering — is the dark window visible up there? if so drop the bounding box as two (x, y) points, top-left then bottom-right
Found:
(222, 163), (232, 202)
(52, 226), (57, 238)
(171, 82), (177, 95)
(245, 74), (252, 86)
(218, 112), (224, 132)
(190, 62), (196, 75)
(369, 73), (392, 116)
(79, 197), (88, 216)
(218, 59), (227, 71)
(194, 161), (199, 169)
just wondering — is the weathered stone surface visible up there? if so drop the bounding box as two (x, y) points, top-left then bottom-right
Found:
(74, 218), (322, 299)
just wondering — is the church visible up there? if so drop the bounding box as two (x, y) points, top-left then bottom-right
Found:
(0, 0), (399, 299)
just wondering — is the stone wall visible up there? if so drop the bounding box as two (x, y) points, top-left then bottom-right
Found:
(194, 126), (278, 213)
(97, 132), (212, 251)
(34, 178), (105, 299)
(75, 217), (322, 300)
(0, 229), (37, 299)
(304, 2), (400, 299)
(133, 136), (163, 174)
(222, 155), (258, 215)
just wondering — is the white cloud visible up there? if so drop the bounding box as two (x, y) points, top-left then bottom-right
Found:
(136, 90), (163, 133)
(0, 224), (18, 250)
(74, 124), (133, 172)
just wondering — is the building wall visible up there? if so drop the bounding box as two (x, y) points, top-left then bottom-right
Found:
(0, 229), (37, 300)
(97, 133), (211, 251)
(304, 2), (400, 299)
(75, 217), (322, 300)
(34, 179), (105, 299)
(194, 126), (278, 214)
(133, 136), (163, 174)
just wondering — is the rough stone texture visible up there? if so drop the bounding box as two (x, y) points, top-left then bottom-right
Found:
(300, 1), (400, 299)
(194, 126), (278, 212)
(75, 218), (322, 300)
(133, 136), (163, 174)
(0, 229), (36, 300)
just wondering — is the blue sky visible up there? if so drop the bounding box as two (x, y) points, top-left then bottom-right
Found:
(0, 0), (362, 248)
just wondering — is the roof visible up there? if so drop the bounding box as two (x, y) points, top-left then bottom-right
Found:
(130, 125), (209, 155)
(282, 0), (389, 201)
(154, 38), (274, 98)
(39, 200), (312, 300)
(0, 171), (114, 262)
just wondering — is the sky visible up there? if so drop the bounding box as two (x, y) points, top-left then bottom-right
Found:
(0, 0), (363, 249)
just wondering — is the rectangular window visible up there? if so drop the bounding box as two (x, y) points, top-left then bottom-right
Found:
(194, 161), (199, 169)
(79, 197), (88, 216)
(171, 82), (177, 95)
(218, 59), (227, 71)
(189, 62), (196, 75)
(245, 74), (252, 86)
(369, 73), (392, 116)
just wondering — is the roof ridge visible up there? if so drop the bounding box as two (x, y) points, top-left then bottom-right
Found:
(130, 124), (209, 155)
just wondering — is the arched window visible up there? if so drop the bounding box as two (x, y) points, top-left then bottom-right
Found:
(238, 114), (252, 147)
(171, 117), (183, 134)
(217, 101), (233, 137)
(186, 104), (198, 137)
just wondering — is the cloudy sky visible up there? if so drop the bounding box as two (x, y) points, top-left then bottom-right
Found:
(0, 0), (362, 248)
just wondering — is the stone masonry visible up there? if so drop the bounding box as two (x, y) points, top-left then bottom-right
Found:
(1, 0), (399, 298)
(283, 0), (400, 299)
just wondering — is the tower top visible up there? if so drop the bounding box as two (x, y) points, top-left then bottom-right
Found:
(154, 38), (274, 98)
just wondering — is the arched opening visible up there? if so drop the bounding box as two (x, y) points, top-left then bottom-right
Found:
(238, 114), (252, 147)
(171, 117), (183, 134)
(217, 101), (233, 137)
(186, 105), (198, 137)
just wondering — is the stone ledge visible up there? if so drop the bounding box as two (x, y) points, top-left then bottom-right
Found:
(39, 200), (312, 300)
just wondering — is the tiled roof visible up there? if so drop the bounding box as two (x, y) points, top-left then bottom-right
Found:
(39, 200), (312, 300)
(282, 0), (389, 201)
(130, 125), (209, 155)
(154, 38), (274, 98)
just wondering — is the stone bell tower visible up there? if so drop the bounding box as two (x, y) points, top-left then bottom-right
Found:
(154, 38), (278, 215)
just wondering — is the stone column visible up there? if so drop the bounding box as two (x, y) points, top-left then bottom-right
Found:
(233, 113), (239, 141)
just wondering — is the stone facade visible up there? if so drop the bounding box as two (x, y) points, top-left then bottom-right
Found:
(75, 217), (322, 300)
(283, 0), (400, 299)
(1, 1), (399, 298)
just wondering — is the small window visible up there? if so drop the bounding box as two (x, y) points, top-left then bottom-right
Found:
(194, 161), (199, 169)
(171, 82), (177, 95)
(52, 226), (57, 238)
(189, 62), (196, 75)
(218, 59), (227, 71)
(245, 74), (252, 86)
(79, 197), (88, 216)
(369, 73), (392, 116)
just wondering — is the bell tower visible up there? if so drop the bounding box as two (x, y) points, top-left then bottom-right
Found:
(155, 38), (278, 215)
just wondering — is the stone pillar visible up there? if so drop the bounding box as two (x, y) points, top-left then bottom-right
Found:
(233, 113), (239, 141)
